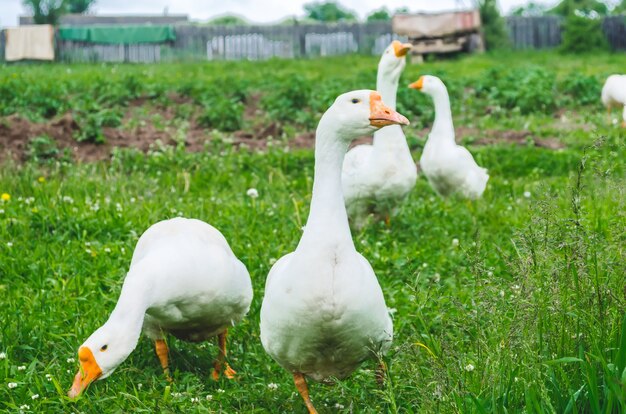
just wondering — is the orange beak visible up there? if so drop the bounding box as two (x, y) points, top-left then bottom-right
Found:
(409, 76), (425, 90)
(369, 91), (410, 128)
(68, 347), (102, 398)
(392, 40), (412, 57)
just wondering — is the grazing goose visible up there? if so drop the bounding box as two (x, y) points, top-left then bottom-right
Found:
(601, 74), (626, 126)
(342, 40), (416, 226)
(68, 217), (253, 398)
(410, 75), (488, 199)
(260, 90), (407, 413)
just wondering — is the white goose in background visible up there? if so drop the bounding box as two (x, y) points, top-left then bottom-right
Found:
(68, 218), (253, 398)
(601, 74), (626, 126)
(409, 75), (489, 199)
(342, 40), (416, 226)
(260, 90), (408, 414)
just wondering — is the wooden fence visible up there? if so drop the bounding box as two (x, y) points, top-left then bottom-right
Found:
(506, 16), (562, 49)
(2, 17), (626, 63)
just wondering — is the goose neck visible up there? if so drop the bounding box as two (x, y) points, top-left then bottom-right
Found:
(297, 115), (354, 251)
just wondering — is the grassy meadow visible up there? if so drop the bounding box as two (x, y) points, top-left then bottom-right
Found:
(0, 52), (625, 413)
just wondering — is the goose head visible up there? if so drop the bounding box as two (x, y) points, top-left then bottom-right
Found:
(378, 40), (412, 80)
(409, 75), (446, 97)
(321, 90), (409, 141)
(68, 323), (138, 398)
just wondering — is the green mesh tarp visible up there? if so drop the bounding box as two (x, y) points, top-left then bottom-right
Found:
(58, 25), (175, 44)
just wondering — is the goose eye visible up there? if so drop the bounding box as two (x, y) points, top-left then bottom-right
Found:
(100, 345), (108, 351)
(351, 98), (361, 104)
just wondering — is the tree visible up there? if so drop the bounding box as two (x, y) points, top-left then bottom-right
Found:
(67, 0), (96, 14)
(511, 2), (548, 16)
(612, 0), (626, 14)
(303, 1), (357, 22)
(366, 7), (391, 22)
(208, 15), (248, 26)
(560, 12), (608, 52)
(474, 0), (509, 50)
(23, 0), (96, 25)
(548, 0), (609, 17)
(22, 0), (67, 25)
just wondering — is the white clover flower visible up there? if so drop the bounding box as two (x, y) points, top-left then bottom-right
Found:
(246, 188), (259, 199)
(217, 388), (225, 393)
(206, 394), (213, 401)
(267, 383), (278, 390)
(487, 271), (494, 277)
(452, 238), (459, 247)
(8, 382), (17, 389)
(31, 394), (39, 400)
(115, 203), (122, 212)
(464, 364), (475, 372)
(19, 405), (29, 410)
(523, 191), (531, 198)
(0, 352), (6, 359)
(130, 197), (136, 203)
(137, 383), (142, 389)
(0, 209), (4, 214)
(67, 357), (75, 363)
(104, 247), (111, 253)
(334, 403), (345, 409)
(24, 197), (35, 205)
(45, 374), (52, 381)
(433, 273), (441, 283)
(7, 242), (13, 247)
(191, 397), (199, 403)
(422, 263), (428, 268)
(17, 365), (26, 371)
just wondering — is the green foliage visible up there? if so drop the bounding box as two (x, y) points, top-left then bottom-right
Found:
(22, 0), (66, 25)
(366, 7), (391, 22)
(548, 0), (609, 16)
(260, 75), (312, 125)
(560, 13), (609, 53)
(511, 1), (549, 16)
(207, 15), (248, 26)
(74, 107), (123, 144)
(559, 72), (602, 105)
(303, 1), (357, 22)
(26, 135), (59, 162)
(473, 66), (557, 114)
(475, 0), (510, 50)
(613, 0), (626, 14)
(197, 97), (244, 132)
(67, 0), (95, 14)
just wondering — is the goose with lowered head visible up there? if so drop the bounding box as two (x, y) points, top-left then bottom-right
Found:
(342, 40), (416, 226)
(260, 90), (408, 413)
(410, 75), (488, 199)
(68, 217), (253, 398)
(601, 74), (626, 126)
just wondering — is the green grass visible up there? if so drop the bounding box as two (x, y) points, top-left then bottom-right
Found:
(0, 52), (625, 413)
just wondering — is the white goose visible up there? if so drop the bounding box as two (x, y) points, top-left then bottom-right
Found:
(260, 90), (407, 413)
(410, 75), (488, 199)
(601, 74), (626, 126)
(68, 217), (253, 398)
(342, 41), (417, 225)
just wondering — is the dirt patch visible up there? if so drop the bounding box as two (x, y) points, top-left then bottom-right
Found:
(0, 105), (566, 164)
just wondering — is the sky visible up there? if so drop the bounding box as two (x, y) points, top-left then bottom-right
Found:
(1, 0), (559, 28)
